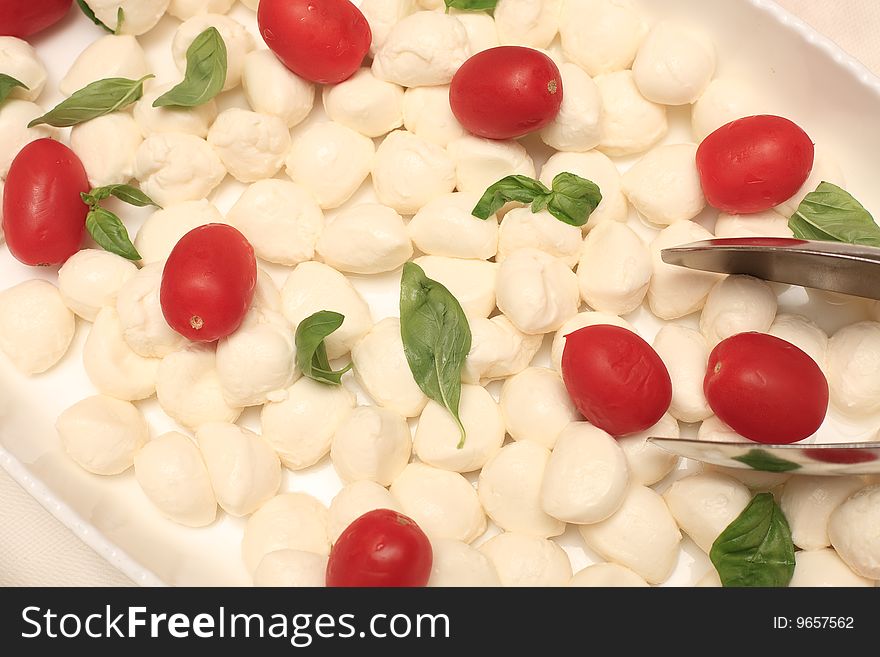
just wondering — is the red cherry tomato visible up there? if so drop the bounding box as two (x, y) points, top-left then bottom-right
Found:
(257, 0), (371, 84)
(805, 448), (877, 465)
(326, 509), (433, 587)
(449, 46), (563, 140)
(704, 332), (828, 444)
(0, 0), (72, 38)
(2, 138), (89, 266)
(160, 224), (256, 342)
(561, 325), (672, 437)
(696, 115), (814, 214)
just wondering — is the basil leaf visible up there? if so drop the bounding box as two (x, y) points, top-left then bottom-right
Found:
(76, 0), (113, 33)
(295, 311), (352, 386)
(732, 448), (801, 473)
(85, 207), (141, 260)
(789, 181), (880, 247)
(115, 7), (125, 35)
(444, 0), (498, 11)
(472, 175), (551, 219)
(153, 27), (227, 109)
(400, 262), (472, 448)
(709, 493), (796, 588)
(546, 172), (603, 227)
(28, 74), (153, 128)
(89, 184), (160, 208)
(0, 74), (28, 106)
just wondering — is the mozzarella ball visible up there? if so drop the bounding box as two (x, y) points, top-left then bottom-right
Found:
(497, 208), (583, 268)
(242, 493), (330, 574)
(775, 147), (846, 218)
(414, 384), (505, 473)
(86, 0), (169, 35)
(286, 121), (374, 210)
(0, 37), (47, 101)
(331, 406), (412, 485)
(768, 314), (828, 369)
(242, 49), (314, 128)
(414, 255), (498, 319)
(695, 569), (722, 587)
(540, 151), (628, 230)
(372, 130), (456, 214)
(56, 395), (149, 475)
(252, 268), (281, 313)
(390, 462), (486, 542)
(578, 221), (650, 315)
(0, 99), (55, 178)
(494, 0), (560, 48)
(648, 221), (724, 320)
(135, 200), (224, 265)
(242, 0), (258, 9)
(409, 192), (498, 260)
(168, 0), (235, 20)
(134, 431), (216, 527)
(134, 132), (226, 208)
(632, 21), (715, 105)
(207, 108), (290, 183)
(0, 180), (4, 241)
(261, 377), (356, 470)
(616, 412), (680, 486)
(781, 475), (865, 551)
(59, 35), (148, 95)
(446, 135), (536, 195)
(540, 62), (601, 152)
(322, 68), (404, 138)
(361, 0), (419, 56)
(550, 311), (635, 372)
(663, 472), (751, 553)
(595, 70), (668, 157)
(691, 78), (763, 142)
(0, 280), (74, 375)
(826, 322), (880, 416)
(133, 83), (218, 139)
(156, 346), (243, 429)
(372, 12), (471, 87)
(828, 485), (880, 579)
(280, 261), (373, 359)
(500, 367), (578, 449)
(479, 533), (572, 586)
(215, 308), (297, 407)
(697, 415), (748, 444)
(402, 85), (466, 147)
(317, 203), (412, 274)
(652, 324), (712, 423)
(622, 143), (705, 225)
(714, 209), (793, 239)
(172, 14), (254, 91)
(560, 0), (645, 76)
(429, 538), (501, 587)
(700, 275), (778, 347)
(328, 480), (403, 542)
(463, 315), (542, 384)
(196, 422), (281, 516)
(83, 307), (160, 401)
(541, 422), (629, 524)
(116, 263), (189, 358)
(450, 10), (499, 53)
(790, 548), (875, 587)
(57, 249), (138, 321)
(253, 550), (328, 587)
(70, 113), (143, 188)
(578, 485), (682, 584)
(569, 563), (649, 587)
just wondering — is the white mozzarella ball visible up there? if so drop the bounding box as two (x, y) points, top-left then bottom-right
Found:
(691, 78), (763, 142)
(135, 200), (224, 265)
(168, 0), (235, 20)
(0, 181), (4, 241)
(714, 210), (793, 239)
(409, 192), (499, 260)
(280, 261), (373, 359)
(479, 533), (572, 586)
(429, 538), (501, 587)
(595, 70), (668, 156)
(317, 203), (412, 274)
(56, 395), (149, 475)
(700, 275), (777, 347)
(414, 255), (498, 319)
(463, 315), (542, 384)
(323, 69), (404, 138)
(652, 324), (711, 423)
(695, 569), (722, 587)
(0, 99), (56, 178)
(133, 83), (218, 139)
(578, 484), (682, 584)
(560, 0), (645, 76)
(361, 0), (419, 55)
(402, 85), (466, 147)
(242, 0), (259, 10)
(328, 480), (403, 542)
(648, 221), (724, 320)
(196, 421), (281, 516)
(242, 49), (314, 128)
(286, 121), (374, 209)
(768, 314), (828, 369)
(86, 0), (169, 35)
(390, 462), (486, 542)
(134, 431), (216, 527)
(0, 280), (74, 375)
(775, 147), (845, 218)
(494, 0), (561, 49)
(372, 130), (456, 214)
(541, 422), (629, 524)
(70, 113), (143, 188)
(616, 412), (680, 486)
(242, 493), (330, 574)
(414, 384), (505, 473)
(790, 548), (875, 587)
(540, 62), (601, 152)
(500, 367), (578, 449)
(253, 550), (328, 587)
(172, 14), (255, 91)
(632, 21), (715, 105)
(622, 143), (705, 225)
(578, 221), (651, 315)
(550, 311), (635, 372)
(0, 37), (47, 101)
(828, 485), (880, 579)
(59, 35), (148, 95)
(450, 10), (499, 53)
(663, 472), (751, 553)
(826, 322), (880, 416)
(134, 132), (226, 208)
(697, 415), (748, 444)
(261, 377), (356, 470)
(446, 135), (535, 195)
(780, 475), (865, 551)
(372, 12), (471, 87)
(207, 108), (290, 183)
(497, 208), (583, 268)
(331, 406), (412, 485)
(539, 151), (628, 230)
(58, 249), (138, 321)
(253, 269), (281, 313)
(116, 263), (189, 358)
(569, 563), (649, 587)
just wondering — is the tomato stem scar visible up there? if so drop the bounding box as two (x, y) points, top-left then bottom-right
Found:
(190, 315), (204, 330)
(548, 79), (558, 94)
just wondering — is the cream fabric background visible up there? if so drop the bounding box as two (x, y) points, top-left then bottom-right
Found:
(2, 0), (879, 587)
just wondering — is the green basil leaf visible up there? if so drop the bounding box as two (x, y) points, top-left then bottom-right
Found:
(76, 0), (113, 33)
(115, 7), (125, 35)
(400, 262), (472, 448)
(545, 172), (603, 227)
(85, 207), (141, 260)
(709, 493), (796, 588)
(0, 74), (28, 106)
(444, 0), (498, 11)
(472, 175), (551, 219)
(89, 184), (160, 209)
(732, 448), (802, 473)
(295, 311), (353, 386)
(153, 27), (227, 109)
(28, 74), (153, 128)
(789, 181), (880, 247)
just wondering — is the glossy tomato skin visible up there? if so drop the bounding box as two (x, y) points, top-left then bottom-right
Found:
(160, 224), (257, 342)
(449, 46), (563, 140)
(704, 332), (828, 444)
(0, 0), (72, 38)
(561, 325), (672, 437)
(326, 509), (433, 587)
(2, 138), (89, 266)
(257, 0), (371, 84)
(696, 115), (814, 214)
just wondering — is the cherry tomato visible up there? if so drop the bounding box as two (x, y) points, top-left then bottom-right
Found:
(257, 0), (371, 85)
(696, 115), (814, 214)
(704, 332), (828, 444)
(561, 325), (672, 437)
(449, 46), (563, 140)
(2, 138), (89, 266)
(326, 509), (433, 587)
(0, 0), (72, 38)
(160, 224), (256, 342)
(805, 448), (877, 465)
